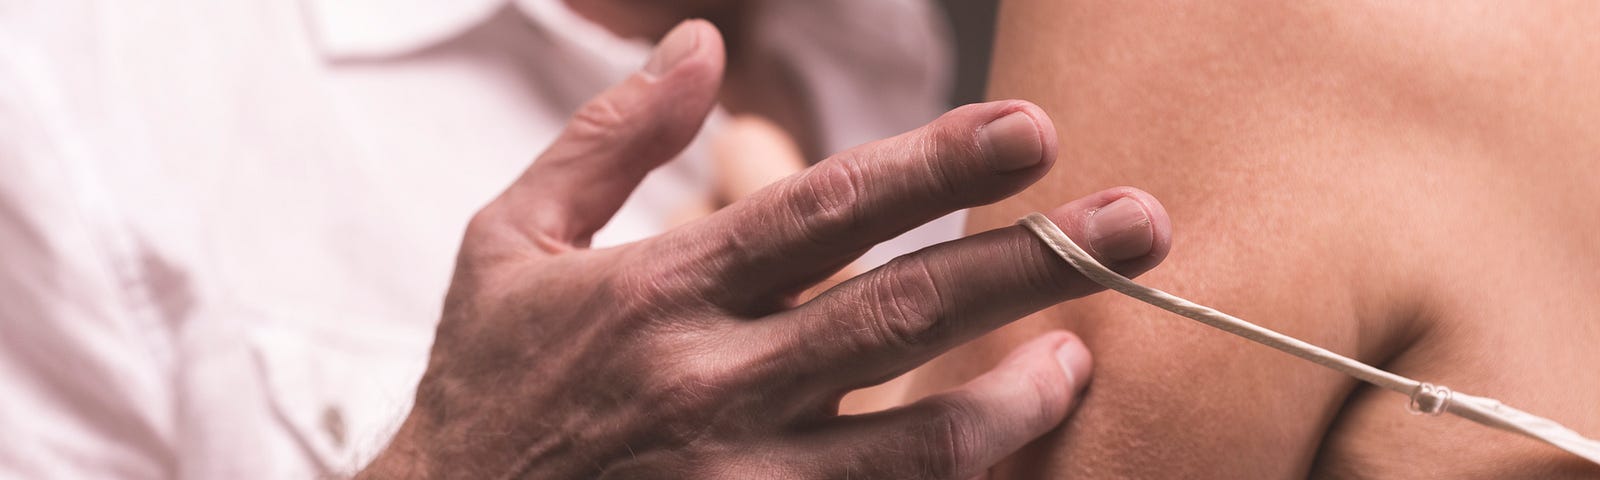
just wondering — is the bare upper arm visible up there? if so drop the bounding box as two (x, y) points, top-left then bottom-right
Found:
(900, 0), (1600, 477)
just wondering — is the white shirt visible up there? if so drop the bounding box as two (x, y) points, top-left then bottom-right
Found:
(0, 0), (956, 477)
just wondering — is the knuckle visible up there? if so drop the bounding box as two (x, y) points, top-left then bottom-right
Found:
(459, 204), (521, 256)
(655, 232), (740, 301)
(783, 159), (862, 246)
(651, 367), (730, 419)
(463, 206), (501, 240)
(654, 227), (770, 311)
(607, 256), (698, 320)
(862, 257), (948, 350)
(1015, 234), (1082, 296)
(916, 127), (974, 201)
(639, 345), (764, 433)
(918, 396), (979, 479)
(1018, 363), (1071, 425)
(568, 94), (633, 144)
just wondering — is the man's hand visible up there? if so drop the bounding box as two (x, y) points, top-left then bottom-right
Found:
(360, 20), (1172, 479)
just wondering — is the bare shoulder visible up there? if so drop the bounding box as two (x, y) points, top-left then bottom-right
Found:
(902, 1), (1600, 477)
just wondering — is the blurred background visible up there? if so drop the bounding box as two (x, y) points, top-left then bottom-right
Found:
(936, 0), (998, 107)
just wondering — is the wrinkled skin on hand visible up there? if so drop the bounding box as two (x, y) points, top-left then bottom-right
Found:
(358, 20), (1172, 480)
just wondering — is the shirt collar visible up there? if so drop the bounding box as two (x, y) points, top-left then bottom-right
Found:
(299, 0), (510, 60)
(299, 0), (655, 76)
(512, 0), (653, 77)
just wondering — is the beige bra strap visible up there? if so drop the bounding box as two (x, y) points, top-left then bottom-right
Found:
(1018, 212), (1600, 466)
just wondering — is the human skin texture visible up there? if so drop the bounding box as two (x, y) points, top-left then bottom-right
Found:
(359, 21), (1179, 479)
(895, 1), (1600, 478)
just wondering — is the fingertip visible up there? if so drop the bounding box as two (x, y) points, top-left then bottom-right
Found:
(895, 100), (1060, 207)
(975, 101), (1057, 175)
(1052, 336), (1093, 394)
(1140, 192), (1175, 266)
(1102, 187), (1173, 265)
(649, 20), (724, 139)
(516, 19), (728, 246)
(1005, 101), (1059, 174)
(1046, 187), (1172, 273)
(638, 20), (725, 118)
(684, 19), (727, 78)
(1006, 331), (1092, 395)
(643, 19), (723, 79)
(956, 100), (1059, 175)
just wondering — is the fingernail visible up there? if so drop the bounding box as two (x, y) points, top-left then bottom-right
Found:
(978, 111), (1044, 172)
(1088, 197), (1154, 261)
(644, 20), (702, 77)
(1055, 340), (1093, 392)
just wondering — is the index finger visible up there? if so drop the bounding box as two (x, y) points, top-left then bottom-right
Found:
(668, 101), (1056, 311)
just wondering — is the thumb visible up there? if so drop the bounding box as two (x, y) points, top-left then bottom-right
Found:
(491, 19), (725, 249)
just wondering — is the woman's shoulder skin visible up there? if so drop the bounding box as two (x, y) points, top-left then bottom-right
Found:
(897, 1), (1600, 477)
